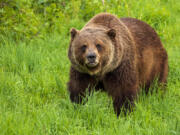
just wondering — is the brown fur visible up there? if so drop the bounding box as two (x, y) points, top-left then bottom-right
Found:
(67, 13), (168, 116)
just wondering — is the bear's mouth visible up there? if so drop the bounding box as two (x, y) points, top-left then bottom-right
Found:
(86, 62), (99, 69)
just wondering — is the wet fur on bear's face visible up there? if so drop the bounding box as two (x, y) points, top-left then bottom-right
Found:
(69, 27), (116, 76)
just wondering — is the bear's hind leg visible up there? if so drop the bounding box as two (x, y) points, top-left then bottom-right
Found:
(159, 53), (168, 86)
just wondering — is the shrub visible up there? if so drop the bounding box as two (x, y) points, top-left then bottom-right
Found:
(0, 0), (170, 41)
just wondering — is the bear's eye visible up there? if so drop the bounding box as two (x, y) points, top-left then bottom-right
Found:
(81, 45), (87, 52)
(96, 44), (102, 51)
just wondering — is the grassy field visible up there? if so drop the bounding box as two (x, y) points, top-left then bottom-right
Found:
(0, 0), (180, 135)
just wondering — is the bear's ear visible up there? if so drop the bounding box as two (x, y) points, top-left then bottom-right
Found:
(107, 29), (116, 39)
(70, 28), (79, 40)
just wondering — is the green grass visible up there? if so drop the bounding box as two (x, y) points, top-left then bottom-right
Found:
(0, 0), (180, 135)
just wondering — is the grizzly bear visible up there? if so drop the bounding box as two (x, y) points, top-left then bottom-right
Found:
(67, 13), (168, 116)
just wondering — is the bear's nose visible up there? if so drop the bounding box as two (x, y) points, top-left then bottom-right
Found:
(87, 53), (96, 62)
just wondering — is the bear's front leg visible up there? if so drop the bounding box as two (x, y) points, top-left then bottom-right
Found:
(112, 89), (137, 116)
(67, 67), (95, 104)
(103, 64), (139, 116)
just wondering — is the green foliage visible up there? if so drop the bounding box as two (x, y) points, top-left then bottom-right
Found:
(0, 0), (180, 134)
(1, 0), (179, 41)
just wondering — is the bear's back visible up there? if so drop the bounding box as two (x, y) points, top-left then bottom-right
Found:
(120, 17), (168, 88)
(120, 17), (163, 50)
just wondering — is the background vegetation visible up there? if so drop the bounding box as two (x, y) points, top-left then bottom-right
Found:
(0, 0), (179, 134)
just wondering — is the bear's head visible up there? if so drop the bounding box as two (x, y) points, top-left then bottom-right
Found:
(68, 27), (117, 76)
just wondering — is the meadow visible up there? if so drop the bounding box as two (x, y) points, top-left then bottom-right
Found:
(0, 0), (179, 134)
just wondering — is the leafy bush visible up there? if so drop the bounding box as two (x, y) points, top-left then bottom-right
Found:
(0, 0), (172, 41)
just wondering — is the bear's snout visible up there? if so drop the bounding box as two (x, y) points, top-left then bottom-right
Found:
(86, 52), (96, 63)
(85, 51), (99, 68)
